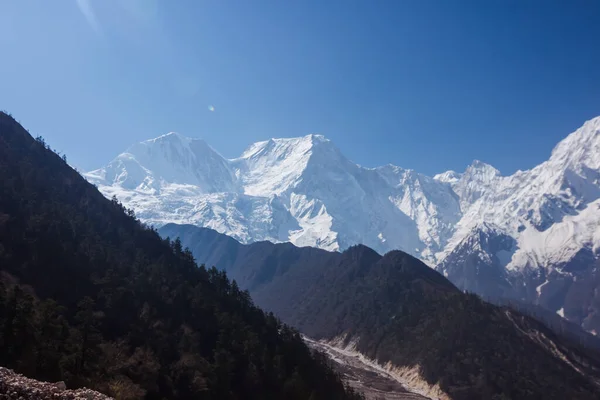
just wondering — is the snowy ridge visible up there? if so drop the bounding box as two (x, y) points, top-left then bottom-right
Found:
(87, 131), (432, 257)
(440, 116), (600, 266)
(86, 116), (600, 266)
(510, 198), (600, 272)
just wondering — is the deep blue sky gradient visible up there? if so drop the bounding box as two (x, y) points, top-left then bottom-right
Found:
(1, 0), (599, 175)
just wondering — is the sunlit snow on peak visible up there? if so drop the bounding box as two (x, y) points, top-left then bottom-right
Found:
(86, 116), (600, 271)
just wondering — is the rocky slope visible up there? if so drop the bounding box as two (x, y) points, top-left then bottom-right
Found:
(0, 367), (111, 400)
(304, 339), (431, 400)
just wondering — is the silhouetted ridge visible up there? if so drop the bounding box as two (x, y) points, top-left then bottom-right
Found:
(341, 244), (381, 260)
(337, 245), (382, 279)
(380, 250), (458, 291)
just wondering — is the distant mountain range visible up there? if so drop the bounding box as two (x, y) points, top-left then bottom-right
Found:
(86, 116), (600, 334)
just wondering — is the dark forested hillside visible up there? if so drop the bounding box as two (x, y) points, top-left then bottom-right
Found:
(159, 223), (337, 292)
(162, 223), (600, 400)
(0, 111), (363, 400)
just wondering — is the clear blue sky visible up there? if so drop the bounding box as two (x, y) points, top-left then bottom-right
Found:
(1, 1), (599, 176)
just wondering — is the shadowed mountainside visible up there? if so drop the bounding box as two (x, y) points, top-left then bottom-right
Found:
(161, 223), (600, 400)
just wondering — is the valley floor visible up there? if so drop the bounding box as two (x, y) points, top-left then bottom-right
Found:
(304, 338), (431, 400)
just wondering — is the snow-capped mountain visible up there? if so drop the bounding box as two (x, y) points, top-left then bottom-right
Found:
(87, 133), (430, 257)
(86, 116), (600, 333)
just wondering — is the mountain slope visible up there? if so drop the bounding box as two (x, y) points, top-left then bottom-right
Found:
(436, 223), (517, 300)
(160, 223), (600, 399)
(280, 249), (600, 400)
(0, 112), (362, 400)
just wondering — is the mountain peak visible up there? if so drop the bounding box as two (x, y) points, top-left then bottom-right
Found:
(269, 133), (332, 149)
(86, 131), (235, 193)
(143, 131), (192, 145)
(238, 134), (331, 161)
(157, 131), (184, 139)
(341, 244), (381, 260)
(434, 170), (462, 184)
(306, 133), (329, 143)
(463, 159), (501, 182)
(235, 133), (346, 197)
(549, 115), (600, 171)
(469, 159), (500, 172)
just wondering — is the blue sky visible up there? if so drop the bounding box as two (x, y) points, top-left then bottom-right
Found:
(1, 1), (599, 176)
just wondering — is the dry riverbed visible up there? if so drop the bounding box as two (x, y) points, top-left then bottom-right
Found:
(304, 337), (431, 400)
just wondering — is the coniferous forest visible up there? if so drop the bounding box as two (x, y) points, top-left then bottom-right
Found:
(0, 111), (363, 399)
(161, 224), (600, 400)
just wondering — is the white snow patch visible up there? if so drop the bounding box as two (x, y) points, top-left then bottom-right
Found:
(536, 280), (549, 296)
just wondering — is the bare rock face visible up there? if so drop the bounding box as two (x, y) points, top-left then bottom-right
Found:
(0, 367), (112, 400)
